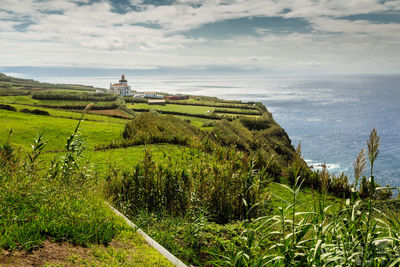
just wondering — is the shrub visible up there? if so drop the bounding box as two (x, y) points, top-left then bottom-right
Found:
(124, 96), (147, 103)
(211, 119), (255, 151)
(330, 173), (352, 198)
(213, 108), (262, 116)
(167, 100), (258, 110)
(201, 121), (216, 127)
(37, 101), (120, 110)
(155, 109), (220, 120)
(0, 89), (30, 96)
(122, 112), (201, 146)
(20, 108), (50, 116)
(0, 104), (17, 111)
(32, 91), (118, 101)
(239, 115), (273, 131)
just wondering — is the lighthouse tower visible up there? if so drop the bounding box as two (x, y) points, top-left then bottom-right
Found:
(120, 74), (127, 84)
(109, 74), (132, 96)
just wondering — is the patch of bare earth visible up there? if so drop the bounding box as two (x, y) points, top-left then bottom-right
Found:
(0, 240), (93, 266)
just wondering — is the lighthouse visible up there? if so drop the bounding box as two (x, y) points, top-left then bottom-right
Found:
(109, 74), (132, 96)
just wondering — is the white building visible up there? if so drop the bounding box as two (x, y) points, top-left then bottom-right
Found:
(143, 92), (163, 99)
(109, 74), (132, 96)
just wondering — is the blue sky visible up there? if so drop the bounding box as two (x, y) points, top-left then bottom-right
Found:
(0, 0), (399, 75)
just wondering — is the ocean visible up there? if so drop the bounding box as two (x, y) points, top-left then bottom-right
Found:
(34, 74), (400, 188)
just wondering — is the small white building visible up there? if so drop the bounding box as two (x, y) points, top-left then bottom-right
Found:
(109, 74), (132, 96)
(144, 92), (163, 99)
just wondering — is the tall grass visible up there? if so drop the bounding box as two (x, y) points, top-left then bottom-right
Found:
(106, 147), (272, 224)
(213, 128), (400, 266)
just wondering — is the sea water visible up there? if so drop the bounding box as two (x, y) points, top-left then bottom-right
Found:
(35, 75), (400, 187)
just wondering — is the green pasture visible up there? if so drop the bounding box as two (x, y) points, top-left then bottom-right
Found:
(214, 112), (261, 118)
(131, 110), (212, 129)
(8, 104), (127, 124)
(128, 103), (258, 116)
(165, 114), (211, 128)
(0, 95), (115, 107)
(128, 103), (212, 114)
(0, 109), (124, 151)
(40, 144), (204, 178)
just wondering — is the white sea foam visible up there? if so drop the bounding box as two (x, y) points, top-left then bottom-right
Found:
(308, 162), (340, 171)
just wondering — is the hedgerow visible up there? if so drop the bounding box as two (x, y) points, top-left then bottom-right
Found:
(32, 91), (118, 101)
(0, 104), (17, 111)
(166, 100), (259, 110)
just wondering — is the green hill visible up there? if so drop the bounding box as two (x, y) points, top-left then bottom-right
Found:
(0, 72), (103, 93)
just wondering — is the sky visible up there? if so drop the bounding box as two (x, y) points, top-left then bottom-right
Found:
(0, 0), (400, 76)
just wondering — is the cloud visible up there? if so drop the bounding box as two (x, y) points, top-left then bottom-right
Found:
(0, 0), (399, 73)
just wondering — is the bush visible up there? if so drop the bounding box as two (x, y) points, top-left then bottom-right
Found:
(32, 91), (118, 101)
(213, 108), (262, 116)
(37, 101), (120, 110)
(0, 104), (17, 111)
(155, 109), (220, 120)
(239, 115), (273, 131)
(0, 89), (30, 96)
(167, 100), (258, 110)
(20, 108), (50, 116)
(122, 112), (201, 147)
(124, 96), (147, 103)
(201, 121), (216, 127)
(211, 119), (255, 151)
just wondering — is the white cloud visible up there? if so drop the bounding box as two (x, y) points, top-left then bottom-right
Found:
(0, 0), (399, 73)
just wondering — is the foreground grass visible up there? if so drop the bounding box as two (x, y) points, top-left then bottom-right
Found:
(0, 115), (173, 266)
(0, 135), (124, 251)
(128, 182), (342, 266)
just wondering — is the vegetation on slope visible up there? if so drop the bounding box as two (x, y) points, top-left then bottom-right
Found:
(1, 72), (399, 266)
(106, 126), (400, 266)
(100, 112), (298, 174)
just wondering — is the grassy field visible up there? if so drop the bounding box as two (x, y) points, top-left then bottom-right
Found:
(0, 109), (124, 151)
(39, 144), (203, 178)
(8, 103), (127, 123)
(128, 102), (261, 116)
(0, 95), (117, 108)
(131, 110), (212, 128)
